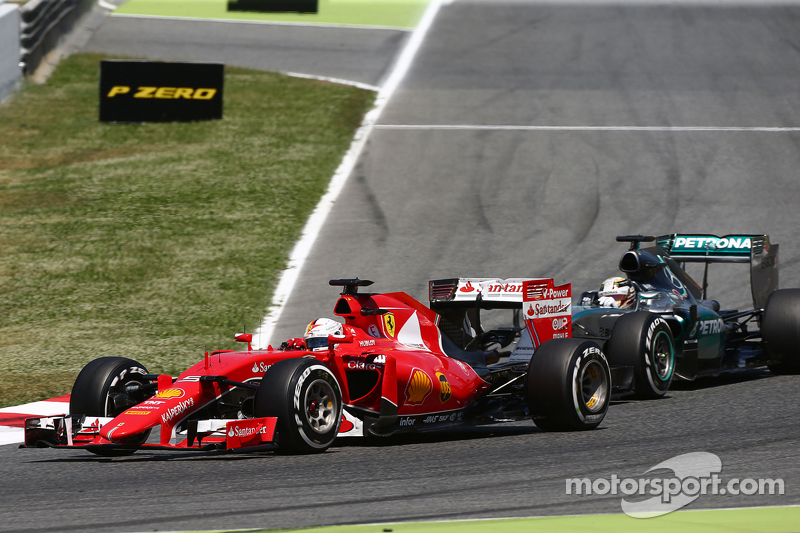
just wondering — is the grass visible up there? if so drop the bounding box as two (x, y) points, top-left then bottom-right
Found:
(0, 53), (374, 408)
(114, 0), (429, 29)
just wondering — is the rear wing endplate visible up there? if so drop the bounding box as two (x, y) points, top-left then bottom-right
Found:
(655, 234), (778, 309)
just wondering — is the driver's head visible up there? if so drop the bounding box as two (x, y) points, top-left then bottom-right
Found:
(598, 276), (635, 309)
(303, 318), (344, 351)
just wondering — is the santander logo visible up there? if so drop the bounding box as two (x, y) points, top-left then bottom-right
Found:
(460, 281), (475, 293)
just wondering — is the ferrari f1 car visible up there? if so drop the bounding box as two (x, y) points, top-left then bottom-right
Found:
(22, 278), (611, 456)
(570, 234), (800, 399)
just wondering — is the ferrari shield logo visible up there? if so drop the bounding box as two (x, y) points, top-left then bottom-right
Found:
(383, 313), (396, 338)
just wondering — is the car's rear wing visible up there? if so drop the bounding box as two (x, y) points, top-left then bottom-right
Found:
(430, 278), (572, 363)
(654, 234), (779, 309)
(429, 278), (548, 309)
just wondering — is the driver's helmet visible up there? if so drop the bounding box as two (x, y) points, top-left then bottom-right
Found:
(303, 318), (344, 351)
(598, 276), (636, 309)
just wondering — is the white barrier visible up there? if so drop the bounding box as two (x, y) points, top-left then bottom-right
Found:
(0, 2), (21, 103)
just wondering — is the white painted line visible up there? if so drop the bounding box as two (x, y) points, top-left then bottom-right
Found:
(252, 0), (443, 349)
(374, 124), (800, 132)
(283, 72), (379, 92)
(109, 13), (413, 32)
(98, 0), (117, 10)
(0, 400), (70, 416)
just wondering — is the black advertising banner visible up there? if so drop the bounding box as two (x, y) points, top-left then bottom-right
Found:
(227, 0), (318, 13)
(99, 61), (224, 123)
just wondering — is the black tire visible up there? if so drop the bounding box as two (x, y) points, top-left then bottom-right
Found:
(526, 339), (611, 431)
(70, 357), (152, 456)
(606, 312), (675, 399)
(253, 358), (342, 454)
(762, 289), (800, 374)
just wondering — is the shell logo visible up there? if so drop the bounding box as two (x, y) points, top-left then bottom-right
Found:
(405, 369), (432, 405)
(436, 372), (451, 403)
(154, 388), (184, 399)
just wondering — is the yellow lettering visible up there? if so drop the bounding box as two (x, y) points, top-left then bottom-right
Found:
(173, 87), (194, 99)
(134, 87), (156, 98)
(193, 88), (217, 100)
(154, 87), (176, 99)
(107, 86), (130, 97)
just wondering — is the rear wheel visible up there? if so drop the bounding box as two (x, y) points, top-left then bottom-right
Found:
(606, 312), (675, 399)
(70, 357), (153, 456)
(762, 289), (800, 374)
(526, 338), (610, 431)
(253, 358), (342, 454)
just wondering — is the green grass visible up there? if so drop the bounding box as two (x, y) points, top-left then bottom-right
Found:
(114, 0), (429, 29)
(0, 53), (374, 408)
(192, 506), (800, 533)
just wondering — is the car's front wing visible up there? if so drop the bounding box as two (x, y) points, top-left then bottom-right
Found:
(21, 415), (277, 452)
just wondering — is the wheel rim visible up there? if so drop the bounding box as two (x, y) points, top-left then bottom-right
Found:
(651, 331), (674, 381)
(579, 360), (608, 413)
(105, 372), (150, 417)
(304, 379), (337, 434)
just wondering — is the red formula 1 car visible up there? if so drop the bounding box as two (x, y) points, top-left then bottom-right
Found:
(22, 279), (611, 456)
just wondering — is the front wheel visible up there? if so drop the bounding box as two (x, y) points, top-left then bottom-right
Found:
(253, 358), (342, 454)
(606, 312), (675, 399)
(70, 356), (153, 456)
(526, 339), (610, 431)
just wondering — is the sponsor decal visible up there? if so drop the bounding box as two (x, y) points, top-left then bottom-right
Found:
(141, 400), (167, 406)
(399, 417), (416, 427)
(690, 318), (725, 337)
(368, 324), (381, 338)
(526, 300), (571, 318)
(553, 317), (570, 331)
(155, 388), (184, 399)
(422, 413), (459, 424)
(373, 354), (386, 364)
(106, 86), (217, 100)
(340, 414), (355, 433)
(436, 372), (451, 403)
(359, 340), (376, 347)
(160, 397), (194, 424)
(124, 410), (151, 416)
(534, 286), (571, 300)
(383, 313), (396, 338)
(486, 282), (523, 293)
(251, 362), (272, 374)
(405, 369), (432, 405)
(227, 424), (270, 439)
(346, 360), (383, 371)
(673, 236), (752, 252)
(459, 281), (475, 293)
(225, 417), (276, 449)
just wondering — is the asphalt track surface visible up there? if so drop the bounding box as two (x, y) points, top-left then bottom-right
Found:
(3, 2), (800, 532)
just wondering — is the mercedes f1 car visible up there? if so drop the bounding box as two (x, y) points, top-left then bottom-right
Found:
(570, 234), (800, 399)
(22, 278), (611, 456)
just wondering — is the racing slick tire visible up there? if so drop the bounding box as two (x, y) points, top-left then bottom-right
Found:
(526, 339), (610, 431)
(70, 357), (153, 456)
(762, 289), (800, 374)
(254, 358), (342, 454)
(606, 312), (675, 399)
